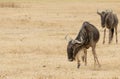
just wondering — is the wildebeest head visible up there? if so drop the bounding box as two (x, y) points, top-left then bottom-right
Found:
(97, 10), (113, 28)
(67, 40), (74, 61)
(65, 35), (83, 62)
(97, 10), (107, 28)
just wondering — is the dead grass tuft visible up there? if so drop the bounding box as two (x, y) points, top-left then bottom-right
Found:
(112, 77), (119, 79)
(0, 2), (20, 8)
(38, 75), (56, 79)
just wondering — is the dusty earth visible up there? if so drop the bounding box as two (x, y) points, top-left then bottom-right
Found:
(0, 0), (120, 79)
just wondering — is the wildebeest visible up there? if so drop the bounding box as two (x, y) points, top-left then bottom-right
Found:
(65, 21), (101, 68)
(97, 10), (118, 44)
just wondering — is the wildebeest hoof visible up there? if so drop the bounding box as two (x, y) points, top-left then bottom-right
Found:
(98, 64), (101, 68)
(42, 65), (46, 67)
(77, 64), (80, 69)
(103, 41), (105, 44)
(108, 42), (111, 44)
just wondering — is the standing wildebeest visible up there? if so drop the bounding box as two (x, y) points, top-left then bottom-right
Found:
(65, 21), (101, 68)
(97, 10), (118, 44)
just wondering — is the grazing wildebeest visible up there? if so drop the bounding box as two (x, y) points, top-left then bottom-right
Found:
(97, 10), (118, 44)
(65, 21), (101, 68)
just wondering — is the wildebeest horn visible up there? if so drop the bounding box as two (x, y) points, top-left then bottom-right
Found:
(106, 9), (113, 13)
(97, 10), (101, 15)
(72, 37), (83, 44)
(72, 40), (82, 44)
(106, 9), (109, 13)
(65, 34), (72, 42)
(110, 9), (113, 12)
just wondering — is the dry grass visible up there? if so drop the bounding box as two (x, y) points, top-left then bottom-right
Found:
(0, 1), (120, 79)
(0, 2), (20, 8)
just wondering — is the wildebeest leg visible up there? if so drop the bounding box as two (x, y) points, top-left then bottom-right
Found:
(92, 46), (97, 68)
(95, 52), (101, 67)
(109, 29), (113, 44)
(115, 26), (118, 43)
(84, 49), (87, 66)
(92, 45), (101, 68)
(77, 59), (80, 69)
(103, 28), (106, 44)
(109, 29), (111, 44)
(76, 55), (80, 69)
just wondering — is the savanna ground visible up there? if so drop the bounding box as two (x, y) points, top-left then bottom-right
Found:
(0, 0), (120, 79)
